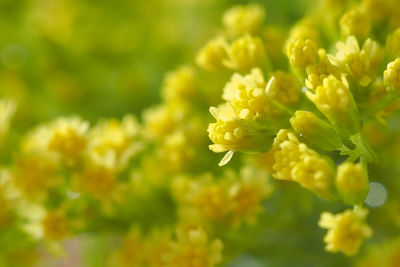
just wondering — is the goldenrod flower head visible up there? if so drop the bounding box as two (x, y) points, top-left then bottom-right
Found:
(272, 129), (306, 181)
(73, 161), (117, 198)
(169, 227), (223, 267)
(223, 68), (283, 121)
(222, 4), (265, 37)
(191, 177), (231, 221)
(41, 210), (70, 240)
(223, 34), (266, 71)
(158, 131), (193, 173)
(162, 66), (197, 101)
(287, 19), (320, 47)
(144, 229), (172, 267)
(0, 99), (16, 140)
(319, 208), (373, 256)
(13, 154), (58, 199)
(195, 37), (227, 71)
(290, 111), (342, 151)
(265, 71), (300, 106)
(287, 39), (318, 68)
(229, 166), (273, 224)
(88, 115), (142, 170)
(384, 58), (400, 94)
(23, 116), (89, 164)
(291, 152), (337, 200)
(328, 36), (383, 86)
(306, 75), (361, 136)
(335, 162), (369, 205)
(110, 228), (144, 267)
(386, 28), (400, 57)
(143, 101), (188, 139)
(208, 103), (275, 165)
(340, 9), (371, 38)
(305, 49), (340, 90)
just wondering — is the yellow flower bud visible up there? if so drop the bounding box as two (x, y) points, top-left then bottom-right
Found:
(222, 4), (265, 37)
(384, 58), (400, 94)
(223, 68), (286, 122)
(328, 36), (383, 86)
(287, 39), (318, 68)
(335, 162), (369, 205)
(305, 49), (341, 90)
(208, 104), (275, 165)
(223, 34), (266, 71)
(195, 37), (227, 71)
(290, 111), (342, 151)
(306, 75), (361, 137)
(319, 208), (373, 256)
(162, 66), (196, 101)
(386, 28), (400, 57)
(266, 71), (300, 106)
(340, 9), (371, 38)
(292, 152), (337, 200)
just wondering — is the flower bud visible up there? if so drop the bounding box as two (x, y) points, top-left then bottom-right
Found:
(335, 162), (369, 205)
(290, 111), (342, 151)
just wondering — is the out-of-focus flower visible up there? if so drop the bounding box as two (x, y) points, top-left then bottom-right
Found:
(319, 208), (373, 256)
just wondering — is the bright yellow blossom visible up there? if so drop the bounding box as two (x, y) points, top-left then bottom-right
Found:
(162, 66), (197, 101)
(319, 208), (373, 256)
(306, 75), (361, 136)
(340, 9), (371, 38)
(266, 71), (300, 106)
(335, 162), (369, 205)
(287, 39), (318, 68)
(223, 34), (266, 71)
(168, 228), (223, 267)
(384, 58), (400, 94)
(222, 4), (265, 37)
(195, 37), (227, 71)
(328, 36), (383, 86)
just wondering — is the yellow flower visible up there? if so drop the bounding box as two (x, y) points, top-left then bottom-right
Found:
(222, 4), (265, 37)
(290, 111), (342, 151)
(169, 228), (223, 267)
(162, 66), (197, 101)
(208, 103), (275, 165)
(158, 131), (194, 173)
(41, 210), (70, 240)
(88, 115), (142, 170)
(361, 0), (391, 22)
(319, 208), (373, 256)
(291, 152), (337, 200)
(265, 71), (300, 106)
(223, 34), (266, 71)
(195, 37), (227, 71)
(340, 9), (371, 38)
(306, 75), (361, 137)
(13, 154), (59, 199)
(328, 36), (383, 86)
(23, 116), (89, 164)
(286, 18), (320, 46)
(272, 129), (337, 200)
(305, 49), (340, 90)
(271, 129), (307, 181)
(110, 228), (144, 267)
(223, 68), (284, 121)
(384, 58), (400, 94)
(229, 166), (273, 224)
(386, 28), (400, 57)
(143, 101), (188, 139)
(73, 161), (117, 198)
(287, 39), (318, 68)
(335, 162), (369, 205)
